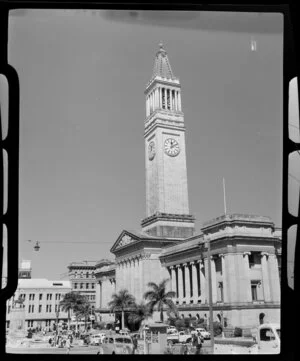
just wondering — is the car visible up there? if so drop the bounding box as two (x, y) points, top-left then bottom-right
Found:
(119, 329), (129, 336)
(98, 335), (133, 354)
(255, 323), (280, 354)
(195, 328), (211, 340)
(167, 326), (177, 332)
(90, 333), (106, 346)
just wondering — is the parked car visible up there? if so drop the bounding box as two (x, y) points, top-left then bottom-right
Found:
(167, 331), (192, 344)
(195, 328), (211, 340)
(90, 333), (106, 345)
(98, 335), (133, 354)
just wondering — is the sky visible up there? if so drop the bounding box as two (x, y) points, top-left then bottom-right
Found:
(2, 9), (285, 281)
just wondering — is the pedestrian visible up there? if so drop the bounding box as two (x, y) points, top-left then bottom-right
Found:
(65, 337), (71, 355)
(132, 334), (138, 354)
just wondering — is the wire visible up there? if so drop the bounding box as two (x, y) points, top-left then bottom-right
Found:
(26, 240), (112, 244)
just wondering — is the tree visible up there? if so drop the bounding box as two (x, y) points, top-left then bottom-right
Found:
(75, 299), (91, 332)
(144, 279), (177, 322)
(60, 292), (88, 330)
(108, 289), (135, 330)
(128, 301), (152, 335)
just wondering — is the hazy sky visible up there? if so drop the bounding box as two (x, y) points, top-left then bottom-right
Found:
(5, 9), (284, 280)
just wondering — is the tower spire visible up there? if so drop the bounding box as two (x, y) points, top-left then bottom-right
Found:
(150, 42), (177, 82)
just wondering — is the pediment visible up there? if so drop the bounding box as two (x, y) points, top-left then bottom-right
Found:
(110, 230), (141, 253)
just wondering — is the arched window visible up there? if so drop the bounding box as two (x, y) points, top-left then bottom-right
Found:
(86, 272), (89, 279)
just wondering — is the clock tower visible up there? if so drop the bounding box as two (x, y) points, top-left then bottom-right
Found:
(141, 43), (195, 238)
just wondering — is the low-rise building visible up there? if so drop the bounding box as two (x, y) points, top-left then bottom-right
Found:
(6, 278), (72, 330)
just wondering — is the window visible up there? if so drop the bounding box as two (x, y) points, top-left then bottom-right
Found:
(251, 281), (259, 301)
(49, 294), (52, 301)
(249, 253), (262, 268)
(74, 283), (77, 289)
(39, 294), (42, 301)
(32, 294), (35, 301)
(91, 283), (95, 289)
(55, 305), (58, 312)
(47, 294), (50, 301)
(28, 305), (31, 313)
(260, 328), (276, 341)
(39, 305), (42, 313)
(218, 282), (224, 302)
(55, 293), (60, 300)
(80, 283), (83, 289)
(49, 305), (52, 313)
(86, 272), (89, 278)
(31, 305), (34, 313)
(86, 283), (89, 289)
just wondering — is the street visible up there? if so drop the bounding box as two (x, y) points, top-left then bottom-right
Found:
(6, 345), (100, 354)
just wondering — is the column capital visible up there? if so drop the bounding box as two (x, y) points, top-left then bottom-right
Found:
(261, 252), (269, 258)
(219, 254), (225, 258)
(243, 251), (251, 257)
(176, 264), (182, 269)
(182, 263), (188, 267)
(190, 261), (196, 265)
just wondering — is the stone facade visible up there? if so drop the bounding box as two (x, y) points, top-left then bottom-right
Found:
(67, 261), (97, 308)
(85, 45), (281, 329)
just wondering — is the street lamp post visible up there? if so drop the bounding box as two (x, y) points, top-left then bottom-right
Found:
(205, 234), (215, 353)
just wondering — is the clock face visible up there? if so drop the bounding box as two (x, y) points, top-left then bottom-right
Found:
(148, 141), (156, 160)
(164, 138), (180, 157)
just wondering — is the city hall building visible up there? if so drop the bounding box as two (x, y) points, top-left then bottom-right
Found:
(69, 44), (281, 329)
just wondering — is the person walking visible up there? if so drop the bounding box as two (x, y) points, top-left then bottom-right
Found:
(132, 334), (138, 354)
(65, 337), (71, 355)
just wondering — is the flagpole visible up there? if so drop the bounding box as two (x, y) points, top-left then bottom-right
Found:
(223, 178), (227, 215)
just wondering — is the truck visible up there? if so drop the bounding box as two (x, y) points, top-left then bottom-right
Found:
(254, 323), (280, 354)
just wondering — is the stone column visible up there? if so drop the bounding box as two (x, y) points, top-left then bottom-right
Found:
(175, 91), (178, 111)
(124, 260), (129, 293)
(199, 260), (206, 303)
(130, 259), (135, 296)
(177, 265), (184, 304)
(204, 258), (209, 304)
(219, 254), (228, 303)
(191, 262), (198, 304)
(268, 254), (281, 303)
(170, 266), (177, 295)
(158, 88), (161, 109)
(242, 252), (253, 303)
(261, 252), (271, 302)
(178, 91), (182, 111)
(138, 256), (144, 301)
(95, 281), (101, 308)
(99, 281), (103, 308)
(183, 263), (191, 303)
(211, 256), (218, 303)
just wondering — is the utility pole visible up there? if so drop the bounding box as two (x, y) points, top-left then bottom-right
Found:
(206, 234), (215, 353)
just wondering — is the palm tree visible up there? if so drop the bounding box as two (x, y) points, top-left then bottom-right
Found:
(144, 279), (177, 322)
(60, 292), (87, 330)
(108, 289), (135, 330)
(128, 301), (152, 336)
(75, 301), (91, 332)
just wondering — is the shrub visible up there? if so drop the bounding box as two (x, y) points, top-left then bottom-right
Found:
(234, 327), (243, 337)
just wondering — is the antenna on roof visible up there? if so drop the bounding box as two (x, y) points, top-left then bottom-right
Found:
(223, 178), (227, 215)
